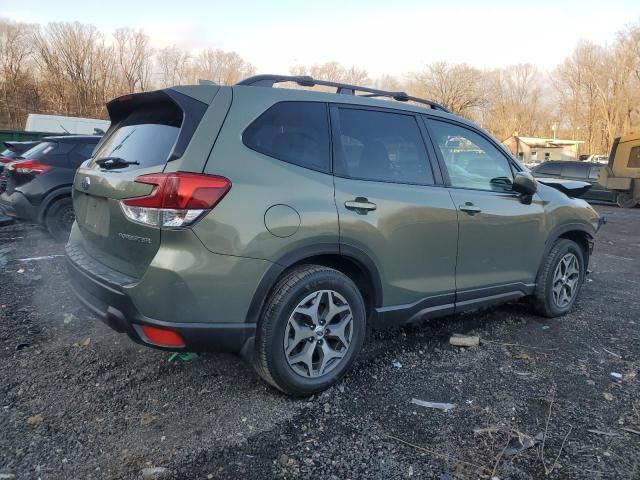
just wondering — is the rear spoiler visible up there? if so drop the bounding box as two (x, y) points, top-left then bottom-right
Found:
(104, 89), (209, 162)
(537, 178), (592, 198)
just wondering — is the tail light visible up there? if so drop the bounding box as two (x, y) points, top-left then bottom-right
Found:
(0, 157), (13, 164)
(9, 160), (52, 174)
(140, 325), (185, 348)
(120, 172), (231, 228)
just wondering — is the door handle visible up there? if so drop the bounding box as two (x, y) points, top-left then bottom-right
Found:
(459, 202), (481, 214)
(345, 197), (377, 213)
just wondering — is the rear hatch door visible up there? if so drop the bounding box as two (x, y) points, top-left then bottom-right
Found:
(72, 89), (208, 278)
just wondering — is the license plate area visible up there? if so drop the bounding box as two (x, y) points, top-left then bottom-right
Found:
(81, 194), (110, 236)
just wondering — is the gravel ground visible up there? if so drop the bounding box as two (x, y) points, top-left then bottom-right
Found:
(1, 204), (639, 480)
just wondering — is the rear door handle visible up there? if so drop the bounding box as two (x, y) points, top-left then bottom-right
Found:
(345, 197), (377, 213)
(459, 202), (481, 214)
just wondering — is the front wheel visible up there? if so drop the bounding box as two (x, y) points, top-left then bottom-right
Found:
(254, 265), (366, 396)
(44, 197), (75, 242)
(533, 239), (586, 318)
(616, 192), (637, 209)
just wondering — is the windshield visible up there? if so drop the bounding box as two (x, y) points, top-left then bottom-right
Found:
(20, 142), (56, 160)
(91, 104), (181, 170)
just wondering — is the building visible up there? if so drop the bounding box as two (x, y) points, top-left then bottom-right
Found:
(502, 136), (584, 164)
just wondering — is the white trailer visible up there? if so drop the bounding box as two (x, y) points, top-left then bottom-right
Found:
(25, 114), (110, 135)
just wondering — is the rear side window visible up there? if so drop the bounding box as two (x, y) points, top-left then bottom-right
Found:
(534, 162), (561, 175)
(628, 146), (640, 168)
(91, 104), (181, 170)
(561, 163), (587, 178)
(243, 101), (330, 172)
(333, 108), (434, 185)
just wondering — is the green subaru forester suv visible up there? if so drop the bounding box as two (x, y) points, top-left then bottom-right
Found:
(66, 75), (601, 396)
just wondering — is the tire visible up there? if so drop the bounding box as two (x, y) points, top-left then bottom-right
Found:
(533, 239), (586, 318)
(616, 192), (637, 209)
(254, 265), (366, 396)
(44, 197), (75, 242)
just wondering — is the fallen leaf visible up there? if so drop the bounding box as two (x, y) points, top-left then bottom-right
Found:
(80, 337), (91, 347)
(63, 313), (77, 324)
(140, 414), (154, 426)
(514, 352), (530, 360)
(27, 414), (44, 426)
(603, 392), (614, 401)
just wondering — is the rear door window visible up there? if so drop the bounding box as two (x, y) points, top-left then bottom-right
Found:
(534, 162), (561, 176)
(243, 101), (330, 173)
(91, 104), (181, 170)
(333, 107), (434, 185)
(561, 163), (587, 178)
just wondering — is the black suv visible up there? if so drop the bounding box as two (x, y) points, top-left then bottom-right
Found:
(531, 161), (616, 204)
(0, 141), (40, 174)
(0, 135), (100, 240)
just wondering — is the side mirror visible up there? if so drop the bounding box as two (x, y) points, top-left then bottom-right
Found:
(512, 171), (537, 196)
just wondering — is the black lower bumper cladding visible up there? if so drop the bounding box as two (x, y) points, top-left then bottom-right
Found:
(66, 252), (255, 353)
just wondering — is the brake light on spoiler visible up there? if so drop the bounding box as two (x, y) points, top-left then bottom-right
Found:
(120, 172), (231, 228)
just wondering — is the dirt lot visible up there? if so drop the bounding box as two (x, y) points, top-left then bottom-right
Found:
(1, 204), (639, 480)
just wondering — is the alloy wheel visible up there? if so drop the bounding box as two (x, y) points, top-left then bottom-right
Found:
(551, 253), (580, 308)
(283, 290), (353, 378)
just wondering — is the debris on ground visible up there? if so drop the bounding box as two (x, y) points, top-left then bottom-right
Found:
(141, 466), (173, 480)
(449, 334), (480, 347)
(603, 392), (614, 401)
(411, 398), (455, 412)
(26, 414), (44, 426)
(17, 254), (65, 262)
(587, 429), (620, 437)
(621, 428), (640, 435)
(610, 372), (623, 379)
(166, 352), (198, 363)
(391, 360), (402, 368)
(62, 313), (77, 324)
(504, 432), (544, 456)
(0, 245), (14, 268)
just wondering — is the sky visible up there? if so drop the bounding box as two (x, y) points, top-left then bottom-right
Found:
(3, 0), (639, 77)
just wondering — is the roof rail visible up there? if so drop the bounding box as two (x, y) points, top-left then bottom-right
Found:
(235, 74), (451, 113)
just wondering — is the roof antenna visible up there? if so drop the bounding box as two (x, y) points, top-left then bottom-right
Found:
(59, 124), (70, 134)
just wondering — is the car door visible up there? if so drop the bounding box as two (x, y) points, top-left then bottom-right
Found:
(331, 105), (458, 324)
(425, 117), (546, 309)
(586, 164), (615, 202)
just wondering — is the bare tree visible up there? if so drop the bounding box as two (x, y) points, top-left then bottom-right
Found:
(193, 48), (255, 85)
(0, 19), (40, 128)
(113, 28), (153, 94)
(408, 62), (486, 117)
(157, 45), (191, 87)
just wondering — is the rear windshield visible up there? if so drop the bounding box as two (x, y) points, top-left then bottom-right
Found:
(20, 142), (56, 160)
(1, 148), (18, 158)
(91, 104), (182, 170)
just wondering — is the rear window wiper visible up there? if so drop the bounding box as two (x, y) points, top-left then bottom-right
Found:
(95, 156), (140, 169)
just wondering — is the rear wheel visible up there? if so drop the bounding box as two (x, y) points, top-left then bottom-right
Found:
(533, 239), (585, 318)
(45, 197), (74, 242)
(254, 265), (366, 396)
(616, 192), (637, 209)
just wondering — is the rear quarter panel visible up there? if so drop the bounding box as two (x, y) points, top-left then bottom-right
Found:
(194, 87), (339, 262)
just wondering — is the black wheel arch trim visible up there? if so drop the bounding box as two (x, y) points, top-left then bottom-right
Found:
(245, 243), (384, 326)
(542, 222), (595, 271)
(37, 186), (72, 223)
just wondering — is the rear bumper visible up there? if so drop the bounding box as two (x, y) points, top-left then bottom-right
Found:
(0, 190), (38, 222)
(66, 245), (256, 353)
